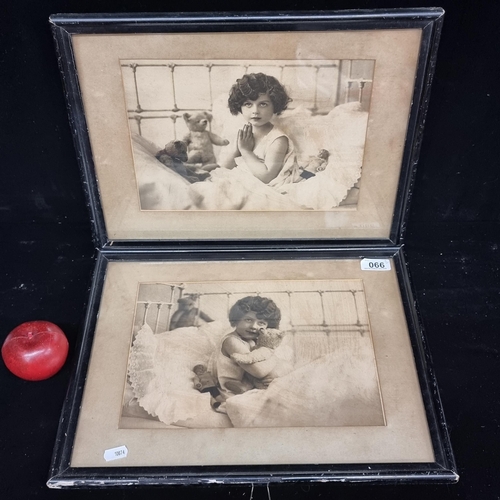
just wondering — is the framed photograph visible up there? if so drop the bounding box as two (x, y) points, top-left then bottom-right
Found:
(48, 10), (457, 487)
(48, 252), (457, 485)
(51, 10), (443, 243)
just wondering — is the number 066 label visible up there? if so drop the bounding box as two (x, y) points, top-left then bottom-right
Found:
(360, 258), (391, 271)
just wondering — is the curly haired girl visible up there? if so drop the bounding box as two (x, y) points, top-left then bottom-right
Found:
(211, 296), (292, 408)
(220, 73), (298, 188)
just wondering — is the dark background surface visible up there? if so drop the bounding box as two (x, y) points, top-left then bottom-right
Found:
(1, 1), (499, 499)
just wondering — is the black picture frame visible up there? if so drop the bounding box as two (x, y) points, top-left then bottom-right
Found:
(47, 9), (457, 488)
(50, 9), (443, 246)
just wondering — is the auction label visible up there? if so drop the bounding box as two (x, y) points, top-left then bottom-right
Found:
(360, 258), (391, 271)
(104, 445), (128, 462)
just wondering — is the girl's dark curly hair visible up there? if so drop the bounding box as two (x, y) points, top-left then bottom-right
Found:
(228, 73), (292, 116)
(228, 296), (281, 329)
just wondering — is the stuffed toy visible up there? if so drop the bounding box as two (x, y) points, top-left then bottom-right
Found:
(183, 111), (229, 171)
(192, 364), (225, 404)
(225, 329), (287, 394)
(192, 364), (219, 395)
(298, 149), (330, 181)
(169, 294), (214, 330)
(230, 328), (286, 365)
(155, 140), (210, 183)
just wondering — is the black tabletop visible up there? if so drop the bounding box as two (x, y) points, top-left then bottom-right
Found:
(1, 1), (499, 499)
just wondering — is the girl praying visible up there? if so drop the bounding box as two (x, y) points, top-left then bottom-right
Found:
(221, 73), (299, 188)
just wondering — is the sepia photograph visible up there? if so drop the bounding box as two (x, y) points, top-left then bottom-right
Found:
(121, 279), (384, 428)
(122, 59), (373, 211)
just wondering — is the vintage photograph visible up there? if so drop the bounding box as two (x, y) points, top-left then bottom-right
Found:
(122, 59), (374, 211)
(121, 279), (385, 429)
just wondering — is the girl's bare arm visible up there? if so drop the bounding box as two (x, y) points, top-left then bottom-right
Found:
(238, 128), (288, 183)
(222, 337), (277, 379)
(219, 143), (239, 169)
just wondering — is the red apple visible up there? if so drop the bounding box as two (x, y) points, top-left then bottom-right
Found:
(1, 321), (69, 381)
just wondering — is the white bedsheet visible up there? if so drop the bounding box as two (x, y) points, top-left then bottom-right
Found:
(133, 102), (368, 211)
(128, 320), (384, 429)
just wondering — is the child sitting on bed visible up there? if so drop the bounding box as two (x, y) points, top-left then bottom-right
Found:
(211, 296), (291, 409)
(220, 73), (299, 188)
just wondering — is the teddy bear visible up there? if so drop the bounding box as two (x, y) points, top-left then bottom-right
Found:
(297, 149), (330, 181)
(155, 140), (210, 183)
(169, 294), (214, 330)
(183, 111), (229, 171)
(230, 328), (286, 365)
(225, 328), (288, 394)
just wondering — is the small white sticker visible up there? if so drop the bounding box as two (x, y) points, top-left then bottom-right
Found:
(103, 445), (128, 462)
(360, 258), (391, 271)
